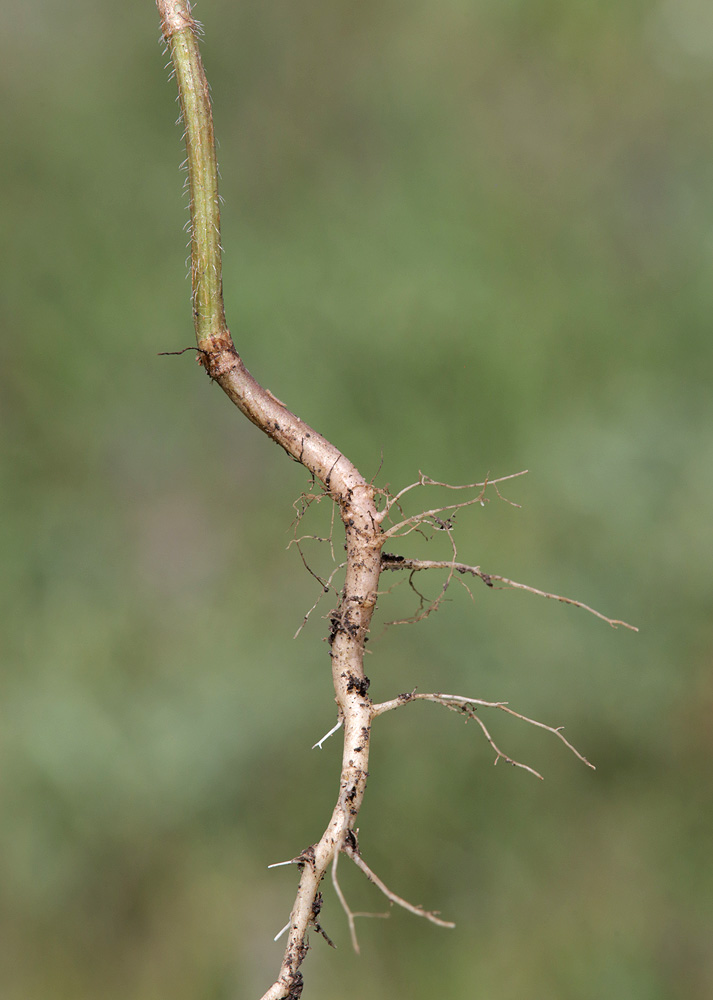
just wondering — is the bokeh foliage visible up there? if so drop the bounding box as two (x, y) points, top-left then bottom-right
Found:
(2, 1), (712, 997)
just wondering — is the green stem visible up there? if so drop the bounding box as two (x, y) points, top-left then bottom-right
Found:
(157, 0), (227, 349)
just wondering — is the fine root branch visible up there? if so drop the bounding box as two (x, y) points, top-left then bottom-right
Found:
(380, 470), (527, 537)
(289, 486), (346, 637)
(311, 893), (337, 949)
(312, 717), (343, 750)
(383, 566), (453, 626)
(293, 562), (345, 639)
(381, 554), (638, 631)
(371, 691), (595, 777)
(382, 521), (461, 627)
(273, 921), (291, 943)
(381, 469), (527, 516)
(291, 485), (337, 563)
(331, 851), (390, 954)
(342, 841), (455, 929)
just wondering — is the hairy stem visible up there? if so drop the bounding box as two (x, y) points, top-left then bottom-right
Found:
(157, 0), (226, 346)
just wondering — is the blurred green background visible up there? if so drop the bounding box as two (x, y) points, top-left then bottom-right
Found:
(2, 1), (712, 997)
